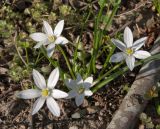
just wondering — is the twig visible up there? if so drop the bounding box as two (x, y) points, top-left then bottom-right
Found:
(14, 32), (28, 67)
(0, 84), (20, 101)
(109, 21), (132, 37)
(136, 24), (141, 34)
(115, 0), (152, 17)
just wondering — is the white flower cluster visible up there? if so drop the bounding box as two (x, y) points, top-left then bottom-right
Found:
(17, 68), (93, 116)
(17, 20), (151, 117)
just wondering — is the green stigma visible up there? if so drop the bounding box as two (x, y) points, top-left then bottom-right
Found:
(125, 48), (133, 55)
(41, 89), (49, 97)
(48, 35), (56, 42)
(78, 86), (85, 94)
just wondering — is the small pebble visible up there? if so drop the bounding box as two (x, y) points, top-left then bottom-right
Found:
(69, 126), (78, 129)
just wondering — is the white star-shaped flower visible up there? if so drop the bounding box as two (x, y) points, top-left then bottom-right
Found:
(30, 20), (68, 57)
(65, 74), (93, 106)
(110, 27), (151, 71)
(17, 68), (68, 116)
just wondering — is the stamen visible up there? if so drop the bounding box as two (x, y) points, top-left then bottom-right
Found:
(41, 89), (49, 97)
(48, 35), (56, 42)
(78, 86), (85, 94)
(125, 48), (133, 56)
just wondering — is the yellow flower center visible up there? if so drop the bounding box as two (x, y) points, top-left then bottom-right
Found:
(125, 48), (133, 55)
(41, 89), (49, 97)
(48, 35), (56, 42)
(78, 86), (85, 94)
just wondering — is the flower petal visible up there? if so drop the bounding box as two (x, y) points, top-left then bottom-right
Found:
(52, 89), (68, 99)
(75, 94), (84, 106)
(76, 73), (83, 85)
(43, 40), (50, 45)
(43, 20), (54, 35)
(110, 52), (126, 62)
(124, 27), (133, 48)
(32, 97), (45, 115)
(47, 67), (59, 89)
(46, 97), (60, 117)
(46, 43), (55, 58)
(111, 39), (126, 51)
(83, 77), (93, 88)
(55, 36), (68, 44)
(133, 50), (151, 59)
(33, 69), (46, 89)
(132, 37), (147, 51)
(34, 41), (45, 49)
(65, 79), (76, 89)
(84, 77), (93, 84)
(67, 90), (77, 99)
(16, 89), (41, 99)
(125, 56), (135, 71)
(84, 90), (93, 96)
(54, 20), (64, 37)
(30, 33), (47, 42)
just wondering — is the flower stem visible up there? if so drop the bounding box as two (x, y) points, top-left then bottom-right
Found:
(104, 0), (121, 30)
(25, 48), (29, 65)
(35, 51), (41, 65)
(57, 45), (75, 79)
(99, 45), (116, 76)
(92, 62), (123, 86)
(40, 47), (57, 67)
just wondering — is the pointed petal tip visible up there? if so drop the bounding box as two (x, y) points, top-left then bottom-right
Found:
(16, 89), (41, 99)
(110, 52), (126, 63)
(125, 56), (135, 71)
(60, 20), (64, 23)
(133, 37), (148, 51)
(58, 20), (64, 26)
(54, 20), (65, 36)
(46, 43), (55, 58)
(111, 39), (126, 51)
(29, 33), (47, 42)
(43, 20), (48, 24)
(54, 67), (59, 76)
(31, 111), (35, 115)
(55, 67), (59, 71)
(46, 97), (60, 117)
(32, 69), (37, 75)
(55, 36), (68, 45)
(47, 67), (59, 89)
(84, 90), (93, 96)
(43, 20), (54, 35)
(143, 37), (147, 40)
(133, 50), (151, 59)
(124, 26), (133, 47)
(67, 90), (77, 99)
(47, 51), (53, 58)
(129, 67), (134, 71)
(125, 26), (130, 30)
(84, 76), (93, 88)
(111, 38), (116, 43)
(75, 95), (84, 106)
(33, 69), (36, 72)
(52, 89), (68, 99)
(32, 69), (46, 89)
(34, 46), (38, 49)
(125, 26), (131, 32)
(31, 97), (45, 115)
